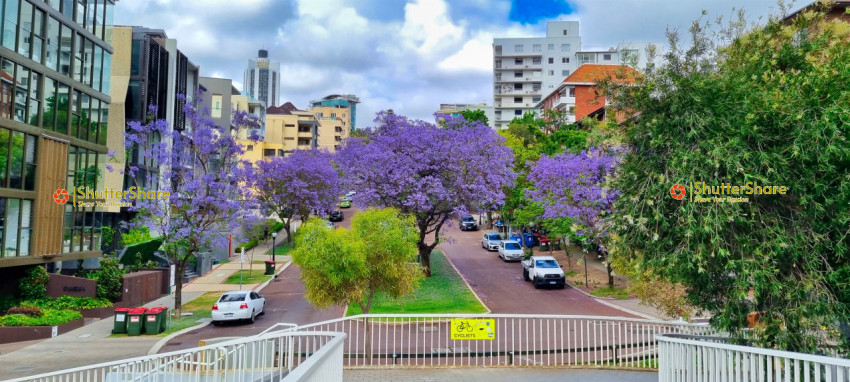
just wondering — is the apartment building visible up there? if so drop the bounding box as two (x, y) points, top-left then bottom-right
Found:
(493, 21), (582, 130)
(574, 42), (657, 71)
(536, 64), (639, 124)
(0, 0), (116, 270)
(243, 49), (279, 109)
(309, 94), (359, 132)
(198, 76), (240, 129)
(434, 103), (494, 126)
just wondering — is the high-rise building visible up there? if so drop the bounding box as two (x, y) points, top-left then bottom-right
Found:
(309, 94), (359, 132)
(493, 21), (582, 130)
(243, 49), (279, 108)
(0, 0), (116, 271)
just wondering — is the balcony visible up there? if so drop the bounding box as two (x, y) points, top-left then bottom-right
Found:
(494, 62), (543, 71)
(495, 88), (542, 96)
(556, 95), (576, 108)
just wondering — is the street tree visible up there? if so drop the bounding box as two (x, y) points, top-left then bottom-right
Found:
(124, 96), (260, 314)
(527, 148), (622, 287)
(606, 5), (850, 353)
(458, 109), (488, 126)
(337, 112), (515, 276)
(252, 149), (340, 244)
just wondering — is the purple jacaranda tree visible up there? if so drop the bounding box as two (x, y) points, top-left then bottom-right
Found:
(252, 149), (340, 244)
(124, 95), (261, 313)
(337, 112), (515, 276)
(526, 148), (622, 287)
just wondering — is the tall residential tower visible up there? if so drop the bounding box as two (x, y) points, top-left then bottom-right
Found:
(243, 49), (279, 108)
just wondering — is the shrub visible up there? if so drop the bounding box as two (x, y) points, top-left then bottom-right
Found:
(21, 296), (112, 310)
(92, 256), (124, 302)
(234, 238), (259, 253)
(0, 309), (82, 326)
(0, 295), (18, 314)
(19, 266), (49, 300)
(119, 237), (164, 267)
(6, 306), (42, 317)
(121, 226), (152, 246)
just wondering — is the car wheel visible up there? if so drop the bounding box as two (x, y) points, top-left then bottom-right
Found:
(260, 303), (266, 315)
(249, 310), (255, 324)
(523, 269), (530, 281)
(212, 320), (219, 326)
(533, 277), (541, 289)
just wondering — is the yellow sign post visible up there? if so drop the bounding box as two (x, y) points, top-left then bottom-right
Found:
(450, 318), (495, 340)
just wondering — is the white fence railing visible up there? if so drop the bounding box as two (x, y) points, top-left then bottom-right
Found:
(658, 333), (850, 382)
(5, 330), (346, 382)
(286, 314), (715, 368)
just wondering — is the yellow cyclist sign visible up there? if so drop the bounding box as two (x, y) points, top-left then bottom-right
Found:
(450, 318), (495, 340)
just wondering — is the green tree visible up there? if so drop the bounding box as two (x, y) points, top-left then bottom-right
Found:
(292, 208), (423, 360)
(458, 109), (488, 126)
(608, 5), (850, 353)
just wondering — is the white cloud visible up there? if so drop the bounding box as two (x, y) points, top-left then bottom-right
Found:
(437, 31), (493, 72)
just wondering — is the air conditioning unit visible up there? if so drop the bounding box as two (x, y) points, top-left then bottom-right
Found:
(525, 65), (529, 68)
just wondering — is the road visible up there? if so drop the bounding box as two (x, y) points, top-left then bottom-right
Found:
(158, 265), (345, 352)
(438, 224), (638, 317)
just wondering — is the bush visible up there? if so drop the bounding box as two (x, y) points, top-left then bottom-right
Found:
(6, 306), (42, 317)
(121, 226), (152, 246)
(92, 256), (124, 302)
(19, 266), (49, 300)
(0, 309), (82, 326)
(234, 238), (259, 253)
(119, 237), (164, 267)
(0, 295), (18, 314)
(21, 296), (112, 311)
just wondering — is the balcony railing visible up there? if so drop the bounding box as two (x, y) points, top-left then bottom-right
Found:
(556, 96), (575, 107)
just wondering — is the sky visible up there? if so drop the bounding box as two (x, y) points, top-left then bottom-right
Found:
(114, 0), (791, 127)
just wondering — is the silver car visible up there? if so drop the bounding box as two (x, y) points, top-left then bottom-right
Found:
(211, 291), (265, 325)
(482, 232), (503, 251)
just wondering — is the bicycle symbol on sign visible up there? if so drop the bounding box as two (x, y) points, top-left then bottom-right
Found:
(457, 321), (474, 333)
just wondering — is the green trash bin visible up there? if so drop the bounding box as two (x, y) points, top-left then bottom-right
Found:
(112, 307), (131, 334)
(157, 306), (169, 333)
(264, 260), (275, 275)
(127, 308), (146, 336)
(144, 308), (161, 335)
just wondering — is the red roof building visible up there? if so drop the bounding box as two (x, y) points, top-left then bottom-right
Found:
(536, 64), (639, 124)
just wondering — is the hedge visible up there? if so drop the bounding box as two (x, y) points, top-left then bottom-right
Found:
(0, 309), (82, 326)
(119, 237), (164, 266)
(21, 296), (112, 311)
(234, 221), (284, 253)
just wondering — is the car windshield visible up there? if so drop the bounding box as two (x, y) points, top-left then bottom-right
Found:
(505, 242), (521, 250)
(462, 216), (474, 222)
(220, 293), (247, 302)
(535, 260), (559, 268)
(487, 234), (501, 240)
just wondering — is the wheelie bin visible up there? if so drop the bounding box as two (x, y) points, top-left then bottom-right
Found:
(112, 307), (131, 334)
(157, 306), (169, 333)
(523, 233), (535, 247)
(144, 308), (161, 335)
(264, 260), (275, 275)
(127, 307), (147, 336)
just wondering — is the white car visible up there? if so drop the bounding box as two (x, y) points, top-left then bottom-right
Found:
(482, 232), (503, 251)
(498, 240), (524, 262)
(211, 291), (265, 324)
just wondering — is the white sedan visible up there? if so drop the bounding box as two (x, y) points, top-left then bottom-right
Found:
(498, 240), (525, 262)
(211, 291), (265, 324)
(482, 232), (503, 251)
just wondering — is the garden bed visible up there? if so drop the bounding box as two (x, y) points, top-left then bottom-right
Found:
(0, 317), (85, 344)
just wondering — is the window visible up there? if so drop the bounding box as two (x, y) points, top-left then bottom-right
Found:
(548, 57), (553, 64)
(514, 71), (522, 78)
(562, 70), (570, 76)
(563, 29), (568, 35)
(514, 97), (522, 103)
(603, 53), (612, 61)
(514, 44), (523, 53)
(514, 83), (522, 90)
(560, 44), (570, 52)
(246, 145), (254, 151)
(548, 70), (554, 75)
(532, 97), (541, 103)
(569, 87), (576, 97)
(577, 53), (595, 64)
(2, 0), (19, 50)
(514, 58), (522, 65)
(532, 57), (541, 65)
(278, 149), (285, 156)
(532, 44), (541, 52)
(568, 106), (576, 115)
(211, 94), (222, 118)
(514, 109), (522, 116)
(548, 44), (554, 50)
(263, 149), (275, 157)
(562, 57), (570, 63)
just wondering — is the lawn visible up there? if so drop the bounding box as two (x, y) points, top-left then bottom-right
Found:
(269, 242), (292, 256)
(590, 286), (631, 300)
(346, 251), (487, 315)
(109, 292), (220, 337)
(224, 269), (272, 285)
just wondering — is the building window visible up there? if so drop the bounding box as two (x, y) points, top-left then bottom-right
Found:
(514, 58), (522, 65)
(568, 106), (576, 115)
(532, 44), (541, 52)
(514, 109), (522, 116)
(514, 44), (523, 53)
(532, 97), (541, 103)
(548, 44), (554, 50)
(569, 87), (576, 97)
(563, 29), (568, 35)
(263, 149), (275, 157)
(514, 83), (522, 90)
(514, 97), (522, 103)
(548, 70), (554, 75)
(561, 44), (570, 52)
(278, 149), (285, 156)
(211, 94), (222, 118)
(246, 145), (254, 151)
(548, 57), (553, 64)
(63, 146), (103, 254)
(532, 57), (541, 65)
(562, 57), (570, 63)
(514, 71), (522, 78)
(562, 70), (570, 76)
(0, 197), (34, 258)
(577, 53), (595, 64)
(603, 53), (612, 61)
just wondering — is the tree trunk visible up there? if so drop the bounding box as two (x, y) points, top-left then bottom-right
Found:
(284, 222), (292, 244)
(173, 259), (188, 316)
(607, 261), (614, 288)
(562, 238), (572, 270)
(418, 243), (432, 277)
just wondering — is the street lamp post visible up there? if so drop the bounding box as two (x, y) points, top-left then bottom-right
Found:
(272, 232), (277, 263)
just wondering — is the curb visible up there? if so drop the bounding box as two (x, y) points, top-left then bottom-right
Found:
(564, 281), (662, 320)
(438, 250), (492, 314)
(254, 261), (292, 292)
(147, 320), (212, 355)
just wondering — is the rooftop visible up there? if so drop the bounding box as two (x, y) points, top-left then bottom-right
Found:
(563, 64), (639, 84)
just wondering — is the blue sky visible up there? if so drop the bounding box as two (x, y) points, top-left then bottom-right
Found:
(115, 0), (786, 125)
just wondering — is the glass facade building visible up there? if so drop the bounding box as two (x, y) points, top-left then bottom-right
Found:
(0, 0), (115, 267)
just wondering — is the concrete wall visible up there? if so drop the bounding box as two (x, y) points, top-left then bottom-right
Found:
(46, 273), (97, 298)
(115, 270), (166, 309)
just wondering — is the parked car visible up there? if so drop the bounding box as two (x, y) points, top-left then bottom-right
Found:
(345, 191), (356, 198)
(482, 232), (503, 251)
(521, 256), (565, 289)
(498, 240), (524, 262)
(460, 215), (478, 231)
(339, 199), (351, 208)
(211, 291), (265, 324)
(329, 210), (343, 222)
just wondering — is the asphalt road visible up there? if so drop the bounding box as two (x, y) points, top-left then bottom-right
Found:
(439, 224), (638, 317)
(158, 265), (346, 352)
